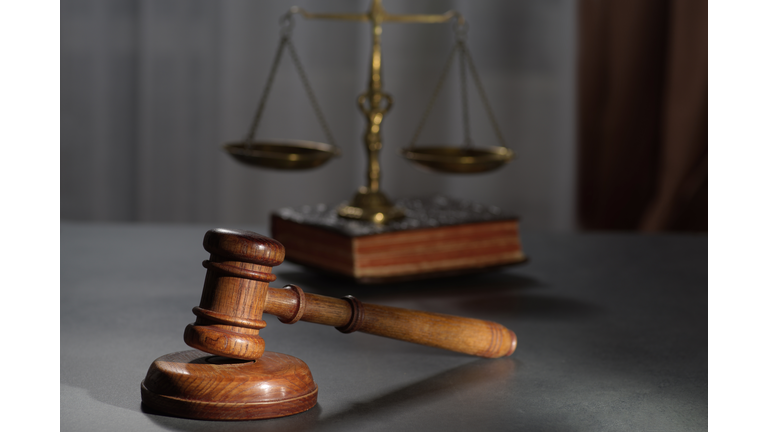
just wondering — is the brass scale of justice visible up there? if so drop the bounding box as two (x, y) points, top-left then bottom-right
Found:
(140, 1), (518, 422)
(224, 0), (515, 223)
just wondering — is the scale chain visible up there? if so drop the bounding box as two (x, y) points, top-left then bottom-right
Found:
(408, 43), (459, 149)
(285, 39), (337, 147)
(245, 11), (337, 148)
(459, 40), (472, 148)
(408, 19), (506, 150)
(462, 44), (507, 148)
(244, 37), (288, 146)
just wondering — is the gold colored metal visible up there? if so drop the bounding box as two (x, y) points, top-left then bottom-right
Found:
(337, 187), (405, 223)
(401, 146), (514, 174)
(224, 17), (340, 172)
(292, 0), (465, 223)
(402, 17), (513, 176)
(224, 140), (340, 170)
(288, 4), (463, 26)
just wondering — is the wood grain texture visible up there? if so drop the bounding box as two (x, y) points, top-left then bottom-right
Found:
(202, 228), (285, 266)
(183, 228), (285, 360)
(184, 228), (517, 361)
(141, 350), (317, 420)
(265, 286), (517, 358)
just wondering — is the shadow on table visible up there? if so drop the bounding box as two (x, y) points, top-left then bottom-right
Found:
(275, 267), (541, 300)
(458, 293), (605, 321)
(277, 269), (604, 321)
(142, 356), (520, 432)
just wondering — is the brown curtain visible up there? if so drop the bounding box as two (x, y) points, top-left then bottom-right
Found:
(577, 0), (707, 232)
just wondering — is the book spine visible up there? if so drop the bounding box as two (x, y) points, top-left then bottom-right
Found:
(271, 215), (356, 276)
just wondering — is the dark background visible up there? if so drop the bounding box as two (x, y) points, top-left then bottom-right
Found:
(60, 0), (706, 232)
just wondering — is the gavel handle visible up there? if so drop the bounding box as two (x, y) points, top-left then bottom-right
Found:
(264, 285), (516, 358)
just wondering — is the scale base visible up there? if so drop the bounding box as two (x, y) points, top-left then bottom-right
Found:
(141, 350), (318, 420)
(337, 188), (405, 223)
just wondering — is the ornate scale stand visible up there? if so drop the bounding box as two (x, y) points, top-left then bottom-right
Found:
(223, 0), (515, 224)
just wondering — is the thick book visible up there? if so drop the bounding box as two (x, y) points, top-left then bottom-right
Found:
(270, 195), (527, 283)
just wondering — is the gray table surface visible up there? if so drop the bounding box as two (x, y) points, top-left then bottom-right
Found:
(60, 222), (707, 431)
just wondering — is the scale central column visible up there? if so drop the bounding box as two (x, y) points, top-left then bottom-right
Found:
(337, 0), (405, 223)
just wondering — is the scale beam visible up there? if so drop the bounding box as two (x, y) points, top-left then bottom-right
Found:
(289, 6), (463, 26)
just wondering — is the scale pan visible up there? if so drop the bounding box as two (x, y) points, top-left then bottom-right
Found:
(401, 146), (514, 174)
(223, 140), (340, 170)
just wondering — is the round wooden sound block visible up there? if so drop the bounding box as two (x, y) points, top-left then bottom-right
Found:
(141, 350), (318, 420)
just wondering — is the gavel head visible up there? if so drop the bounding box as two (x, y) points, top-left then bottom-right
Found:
(183, 228), (285, 360)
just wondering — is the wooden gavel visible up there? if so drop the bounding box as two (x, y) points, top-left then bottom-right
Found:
(183, 228), (517, 360)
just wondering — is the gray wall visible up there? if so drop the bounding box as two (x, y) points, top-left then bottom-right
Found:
(61, 0), (577, 231)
